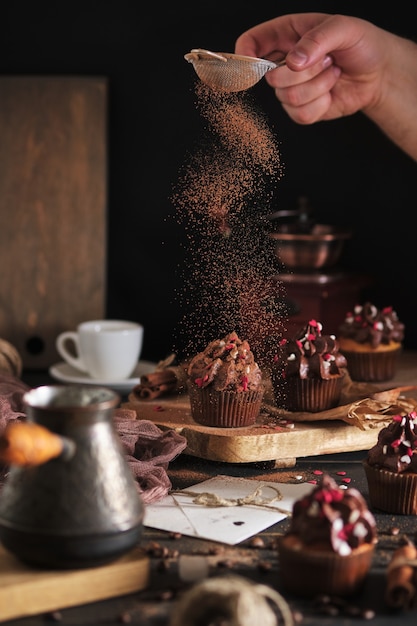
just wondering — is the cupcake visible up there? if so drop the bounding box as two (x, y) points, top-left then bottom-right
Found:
(363, 411), (417, 514)
(186, 331), (264, 428)
(278, 473), (377, 597)
(338, 302), (404, 382)
(270, 319), (347, 413)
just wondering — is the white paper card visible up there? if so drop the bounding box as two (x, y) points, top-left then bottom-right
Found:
(144, 475), (312, 545)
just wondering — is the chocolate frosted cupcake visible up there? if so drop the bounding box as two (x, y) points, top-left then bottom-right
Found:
(186, 331), (264, 428)
(271, 319), (347, 413)
(278, 474), (377, 597)
(363, 411), (417, 514)
(338, 302), (404, 382)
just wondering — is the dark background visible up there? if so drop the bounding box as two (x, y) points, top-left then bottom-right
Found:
(2, 1), (416, 363)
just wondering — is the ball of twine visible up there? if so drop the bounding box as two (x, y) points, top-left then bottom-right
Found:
(169, 574), (293, 626)
(0, 339), (22, 378)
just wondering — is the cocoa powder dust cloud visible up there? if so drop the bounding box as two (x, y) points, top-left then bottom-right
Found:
(171, 80), (289, 364)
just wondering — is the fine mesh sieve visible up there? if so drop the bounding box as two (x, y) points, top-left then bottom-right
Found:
(184, 49), (285, 93)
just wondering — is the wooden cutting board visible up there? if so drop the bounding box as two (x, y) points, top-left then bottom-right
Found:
(0, 76), (107, 369)
(123, 352), (417, 467)
(0, 543), (149, 622)
(123, 393), (389, 467)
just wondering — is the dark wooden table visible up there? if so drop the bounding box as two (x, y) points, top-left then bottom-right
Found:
(4, 454), (417, 625)
(5, 360), (417, 625)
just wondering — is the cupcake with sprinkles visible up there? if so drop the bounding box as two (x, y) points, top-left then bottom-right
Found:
(186, 331), (264, 428)
(278, 473), (377, 597)
(270, 319), (347, 413)
(363, 411), (417, 514)
(338, 302), (404, 382)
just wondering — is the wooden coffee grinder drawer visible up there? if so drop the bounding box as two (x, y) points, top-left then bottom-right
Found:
(274, 272), (371, 337)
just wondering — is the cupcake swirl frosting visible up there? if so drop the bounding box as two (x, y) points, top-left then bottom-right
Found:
(289, 474), (377, 556)
(367, 412), (417, 473)
(277, 319), (347, 380)
(187, 331), (263, 392)
(339, 302), (404, 348)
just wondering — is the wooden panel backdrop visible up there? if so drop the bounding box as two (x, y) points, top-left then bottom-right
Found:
(0, 76), (107, 369)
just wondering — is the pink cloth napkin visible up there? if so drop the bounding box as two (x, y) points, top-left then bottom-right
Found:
(0, 374), (29, 431)
(113, 409), (187, 503)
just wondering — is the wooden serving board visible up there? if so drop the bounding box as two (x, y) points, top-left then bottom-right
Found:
(0, 544), (149, 623)
(123, 393), (389, 467)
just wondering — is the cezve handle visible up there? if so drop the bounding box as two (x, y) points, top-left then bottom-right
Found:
(0, 422), (75, 467)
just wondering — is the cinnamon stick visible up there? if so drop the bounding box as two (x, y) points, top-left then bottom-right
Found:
(132, 367), (186, 400)
(385, 541), (417, 609)
(141, 371), (177, 388)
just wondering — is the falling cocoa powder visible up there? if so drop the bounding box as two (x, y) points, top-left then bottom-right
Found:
(171, 80), (288, 364)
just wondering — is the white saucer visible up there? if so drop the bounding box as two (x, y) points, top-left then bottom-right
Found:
(49, 360), (157, 395)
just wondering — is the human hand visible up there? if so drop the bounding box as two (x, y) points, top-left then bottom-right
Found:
(235, 13), (389, 124)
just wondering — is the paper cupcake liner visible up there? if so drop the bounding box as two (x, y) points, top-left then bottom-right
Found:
(188, 385), (264, 428)
(278, 536), (374, 597)
(272, 375), (344, 413)
(363, 461), (417, 515)
(342, 348), (400, 382)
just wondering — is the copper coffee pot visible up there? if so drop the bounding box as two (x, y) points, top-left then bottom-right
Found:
(0, 385), (144, 569)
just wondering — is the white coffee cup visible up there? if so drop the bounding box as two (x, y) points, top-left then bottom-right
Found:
(56, 320), (144, 381)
